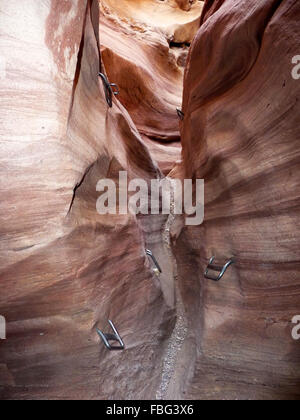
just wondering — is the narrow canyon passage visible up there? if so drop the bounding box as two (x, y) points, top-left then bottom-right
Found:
(0, 0), (300, 401)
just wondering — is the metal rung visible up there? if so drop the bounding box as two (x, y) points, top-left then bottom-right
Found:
(146, 249), (162, 274)
(97, 320), (125, 351)
(176, 108), (184, 121)
(204, 256), (235, 282)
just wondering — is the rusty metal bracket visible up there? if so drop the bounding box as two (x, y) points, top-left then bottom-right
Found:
(97, 320), (125, 351)
(204, 256), (235, 282)
(98, 72), (119, 108)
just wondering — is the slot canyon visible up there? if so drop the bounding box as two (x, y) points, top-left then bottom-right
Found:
(0, 0), (299, 400)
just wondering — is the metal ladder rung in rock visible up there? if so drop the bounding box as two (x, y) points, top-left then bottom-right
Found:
(204, 256), (235, 282)
(97, 320), (125, 351)
(146, 249), (162, 274)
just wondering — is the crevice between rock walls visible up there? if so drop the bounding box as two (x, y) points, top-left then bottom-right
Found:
(0, 0), (179, 400)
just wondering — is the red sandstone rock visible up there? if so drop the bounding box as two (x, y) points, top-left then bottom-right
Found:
(0, 0), (176, 400)
(177, 0), (300, 400)
(0, 0), (299, 401)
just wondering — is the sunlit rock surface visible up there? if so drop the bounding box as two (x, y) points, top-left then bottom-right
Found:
(99, 0), (203, 173)
(0, 0), (176, 399)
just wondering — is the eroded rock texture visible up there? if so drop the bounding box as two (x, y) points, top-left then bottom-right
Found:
(177, 0), (300, 400)
(99, 0), (203, 173)
(0, 0), (177, 399)
(0, 0), (299, 401)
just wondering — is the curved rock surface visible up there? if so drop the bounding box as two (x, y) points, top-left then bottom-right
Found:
(178, 0), (300, 400)
(99, 0), (203, 173)
(0, 0), (299, 401)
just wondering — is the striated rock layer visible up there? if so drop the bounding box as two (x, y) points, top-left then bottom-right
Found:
(0, 0), (177, 399)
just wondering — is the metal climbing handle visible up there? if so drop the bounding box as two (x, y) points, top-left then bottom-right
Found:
(204, 256), (235, 282)
(110, 83), (119, 96)
(97, 320), (125, 351)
